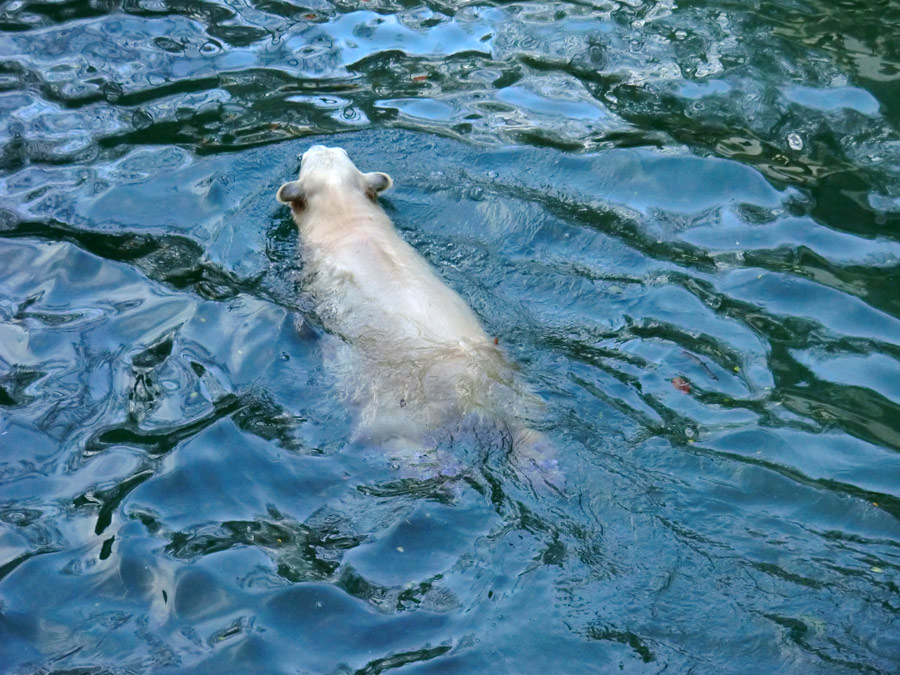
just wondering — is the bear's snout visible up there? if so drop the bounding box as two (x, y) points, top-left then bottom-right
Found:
(300, 145), (354, 175)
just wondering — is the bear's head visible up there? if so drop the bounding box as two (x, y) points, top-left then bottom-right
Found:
(276, 145), (392, 211)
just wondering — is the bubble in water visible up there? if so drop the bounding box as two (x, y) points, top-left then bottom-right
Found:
(200, 40), (221, 56)
(787, 132), (803, 151)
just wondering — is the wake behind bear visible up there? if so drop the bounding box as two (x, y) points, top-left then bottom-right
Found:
(277, 145), (560, 489)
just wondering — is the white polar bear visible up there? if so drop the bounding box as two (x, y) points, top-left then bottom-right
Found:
(277, 145), (559, 488)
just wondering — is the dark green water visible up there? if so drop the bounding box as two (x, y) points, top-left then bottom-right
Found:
(2, 0), (900, 671)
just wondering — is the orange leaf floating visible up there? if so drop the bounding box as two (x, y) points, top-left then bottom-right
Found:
(493, 337), (499, 345)
(412, 75), (428, 82)
(672, 376), (691, 393)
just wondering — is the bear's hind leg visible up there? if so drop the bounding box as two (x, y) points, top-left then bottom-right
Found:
(510, 426), (566, 495)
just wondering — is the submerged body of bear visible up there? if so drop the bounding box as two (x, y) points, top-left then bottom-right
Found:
(278, 145), (558, 485)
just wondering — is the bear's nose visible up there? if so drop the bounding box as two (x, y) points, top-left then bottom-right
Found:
(303, 145), (327, 160)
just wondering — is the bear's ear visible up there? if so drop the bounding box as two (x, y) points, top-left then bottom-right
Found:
(277, 180), (305, 204)
(364, 172), (392, 196)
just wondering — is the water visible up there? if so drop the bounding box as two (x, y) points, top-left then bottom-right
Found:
(1, 0), (899, 671)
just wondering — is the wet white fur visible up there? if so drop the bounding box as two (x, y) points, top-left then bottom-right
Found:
(278, 146), (549, 467)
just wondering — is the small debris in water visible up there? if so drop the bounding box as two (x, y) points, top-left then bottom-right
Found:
(787, 132), (803, 151)
(399, 398), (406, 407)
(672, 376), (691, 393)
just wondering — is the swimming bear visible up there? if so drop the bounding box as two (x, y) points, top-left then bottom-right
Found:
(277, 145), (560, 488)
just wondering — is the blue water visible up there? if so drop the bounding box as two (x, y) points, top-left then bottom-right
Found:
(1, 0), (900, 672)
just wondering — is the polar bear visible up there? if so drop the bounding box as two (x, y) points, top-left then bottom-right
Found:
(277, 145), (559, 488)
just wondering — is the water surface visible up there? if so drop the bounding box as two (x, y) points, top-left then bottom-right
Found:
(1, 0), (900, 672)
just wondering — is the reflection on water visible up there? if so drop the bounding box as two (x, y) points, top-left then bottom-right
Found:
(1, 0), (900, 672)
